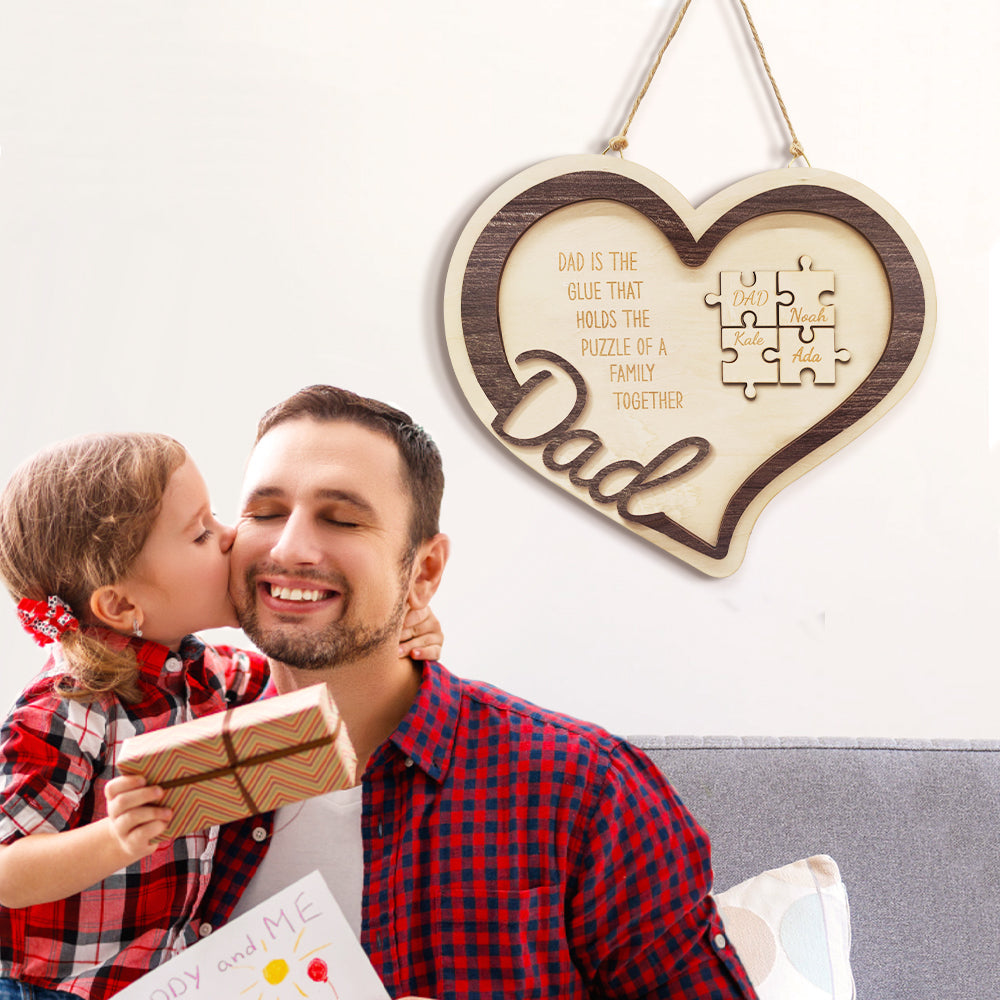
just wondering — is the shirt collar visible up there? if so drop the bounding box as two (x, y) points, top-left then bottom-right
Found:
(80, 624), (204, 684)
(384, 659), (460, 783)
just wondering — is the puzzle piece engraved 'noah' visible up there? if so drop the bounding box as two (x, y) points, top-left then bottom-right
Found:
(777, 255), (835, 334)
(721, 315), (778, 399)
(705, 271), (793, 328)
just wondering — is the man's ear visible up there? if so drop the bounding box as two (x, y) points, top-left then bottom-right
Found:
(407, 533), (449, 610)
(89, 585), (141, 634)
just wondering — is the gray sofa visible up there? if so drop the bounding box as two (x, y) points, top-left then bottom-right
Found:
(634, 736), (1000, 1000)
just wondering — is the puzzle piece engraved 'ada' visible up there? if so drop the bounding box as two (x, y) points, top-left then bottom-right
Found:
(766, 328), (851, 384)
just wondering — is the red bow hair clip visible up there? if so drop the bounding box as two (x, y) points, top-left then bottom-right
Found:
(17, 596), (80, 647)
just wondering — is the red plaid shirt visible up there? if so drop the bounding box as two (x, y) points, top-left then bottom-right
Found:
(199, 661), (757, 999)
(0, 630), (269, 999)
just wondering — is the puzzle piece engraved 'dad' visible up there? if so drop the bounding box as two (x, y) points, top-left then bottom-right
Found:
(704, 270), (792, 327)
(721, 315), (778, 399)
(768, 328), (852, 384)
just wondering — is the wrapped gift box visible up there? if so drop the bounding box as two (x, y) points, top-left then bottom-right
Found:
(117, 683), (356, 840)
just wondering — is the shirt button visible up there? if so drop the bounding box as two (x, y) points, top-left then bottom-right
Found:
(252, 826), (267, 842)
(404, 757), (414, 768)
(164, 657), (183, 673)
(199, 922), (213, 938)
(713, 932), (727, 950)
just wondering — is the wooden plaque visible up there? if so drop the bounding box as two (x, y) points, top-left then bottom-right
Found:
(443, 155), (935, 576)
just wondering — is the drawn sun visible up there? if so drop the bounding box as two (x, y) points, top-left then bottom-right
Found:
(239, 929), (339, 998)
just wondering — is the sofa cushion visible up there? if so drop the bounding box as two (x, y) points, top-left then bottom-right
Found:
(714, 855), (854, 999)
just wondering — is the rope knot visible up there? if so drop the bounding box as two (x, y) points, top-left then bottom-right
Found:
(607, 134), (629, 153)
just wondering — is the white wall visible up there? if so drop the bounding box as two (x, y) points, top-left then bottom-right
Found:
(0, 0), (996, 738)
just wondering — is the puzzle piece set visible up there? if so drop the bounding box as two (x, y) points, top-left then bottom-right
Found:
(705, 255), (850, 399)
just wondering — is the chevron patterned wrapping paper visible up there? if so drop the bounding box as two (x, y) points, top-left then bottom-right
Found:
(117, 684), (357, 840)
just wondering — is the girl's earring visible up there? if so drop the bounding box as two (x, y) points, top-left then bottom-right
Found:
(132, 619), (143, 638)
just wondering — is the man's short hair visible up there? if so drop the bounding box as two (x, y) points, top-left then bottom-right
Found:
(255, 385), (444, 547)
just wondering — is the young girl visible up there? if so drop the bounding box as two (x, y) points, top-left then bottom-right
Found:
(0, 432), (441, 999)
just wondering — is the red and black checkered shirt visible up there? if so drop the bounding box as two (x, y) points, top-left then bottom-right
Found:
(199, 660), (758, 999)
(0, 630), (268, 999)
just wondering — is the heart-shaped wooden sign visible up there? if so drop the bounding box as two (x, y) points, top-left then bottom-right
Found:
(444, 155), (935, 576)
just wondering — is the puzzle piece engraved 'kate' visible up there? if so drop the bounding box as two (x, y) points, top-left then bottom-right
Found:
(707, 256), (849, 399)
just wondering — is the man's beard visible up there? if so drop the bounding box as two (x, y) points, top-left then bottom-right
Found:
(235, 557), (413, 671)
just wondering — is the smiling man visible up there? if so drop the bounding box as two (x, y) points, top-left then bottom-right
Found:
(201, 385), (757, 1000)
(235, 424), (427, 658)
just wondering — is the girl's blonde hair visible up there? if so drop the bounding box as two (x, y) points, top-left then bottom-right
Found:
(0, 432), (187, 702)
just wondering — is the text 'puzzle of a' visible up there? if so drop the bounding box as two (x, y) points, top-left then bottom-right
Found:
(706, 256), (850, 399)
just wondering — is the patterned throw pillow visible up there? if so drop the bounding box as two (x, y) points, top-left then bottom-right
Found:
(713, 855), (855, 1000)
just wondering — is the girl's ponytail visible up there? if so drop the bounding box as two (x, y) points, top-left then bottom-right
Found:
(0, 432), (187, 702)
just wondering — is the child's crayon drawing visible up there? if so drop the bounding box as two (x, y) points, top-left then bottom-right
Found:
(115, 871), (386, 1000)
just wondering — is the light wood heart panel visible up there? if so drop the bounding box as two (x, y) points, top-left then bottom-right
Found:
(444, 156), (935, 576)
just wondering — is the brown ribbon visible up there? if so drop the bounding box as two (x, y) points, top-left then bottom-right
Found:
(157, 707), (342, 817)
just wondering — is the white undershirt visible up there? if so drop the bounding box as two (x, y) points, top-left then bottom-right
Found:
(229, 785), (365, 938)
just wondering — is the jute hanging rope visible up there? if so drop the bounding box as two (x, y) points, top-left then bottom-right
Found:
(605, 0), (810, 166)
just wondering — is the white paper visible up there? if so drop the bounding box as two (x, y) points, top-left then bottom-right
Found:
(116, 870), (390, 1000)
